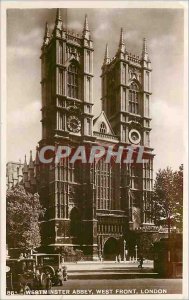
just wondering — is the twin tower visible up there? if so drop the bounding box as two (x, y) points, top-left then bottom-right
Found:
(41, 8), (152, 145)
(38, 8), (155, 259)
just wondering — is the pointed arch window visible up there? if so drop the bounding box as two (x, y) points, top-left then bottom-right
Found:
(67, 63), (79, 99)
(100, 122), (107, 134)
(129, 82), (139, 114)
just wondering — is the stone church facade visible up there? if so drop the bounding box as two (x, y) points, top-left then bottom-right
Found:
(7, 9), (156, 260)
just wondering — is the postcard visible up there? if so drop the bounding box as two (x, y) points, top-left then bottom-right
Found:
(0, 1), (188, 299)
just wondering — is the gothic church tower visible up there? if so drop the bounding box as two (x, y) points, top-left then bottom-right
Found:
(101, 29), (154, 227)
(38, 9), (97, 257)
(101, 29), (152, 146)
(41, 10), (94, 140)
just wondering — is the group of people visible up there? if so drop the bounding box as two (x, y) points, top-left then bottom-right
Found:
(19, 253), (30, 259)
(114, 254), (144, 268)
(115, 254), (122, 263)
(36, 265), (68, 289)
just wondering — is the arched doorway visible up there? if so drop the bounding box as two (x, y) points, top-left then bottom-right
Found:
(103, 237), (119, 261)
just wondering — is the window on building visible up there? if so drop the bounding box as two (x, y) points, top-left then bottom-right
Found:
(108, 73), (116, 115)
(146, 72), (150, 91)
(67, 63), (79, 99)
(86, 77), (91, 102)
(146, 95), (150, 117)
(87, 50), (90, 73)
(122, 88), (126, 111)
(87, 118), (91, 135)
(122, 64), (126, 83)
(100, 122), (107, 134)
(129, 82), (139, 114)
(146, 132), (150, 146)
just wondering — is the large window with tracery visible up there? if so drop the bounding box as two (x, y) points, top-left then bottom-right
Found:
(96, 159), (117, 211)
(129, 82), (139, 114)
(67, 64), (79, 99)
(108, 72), (116, 116)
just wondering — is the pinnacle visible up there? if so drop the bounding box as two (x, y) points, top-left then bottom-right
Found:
(54, 8), (63, 32)
(104, 43), (110, 63)
(84, 14), (89, 31)
(45, 22), (50, 37)
(119, 27), (124, 46)
(43, 22), (50, 46)
(143, 38), (147, 54)
(117, 27), (125, 54)
(142, 37), (150, 61)
(30, 150), (33, 162)
(56, 8), (62, 21)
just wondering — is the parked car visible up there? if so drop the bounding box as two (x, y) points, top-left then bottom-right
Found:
(32, 253), (68, 285)
(6, 257), (52, 293)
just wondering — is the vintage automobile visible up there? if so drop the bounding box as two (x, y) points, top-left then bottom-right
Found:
(6, 258), (52, 293)
(6, 254), (68, 293)
(33, 253), (68, 283)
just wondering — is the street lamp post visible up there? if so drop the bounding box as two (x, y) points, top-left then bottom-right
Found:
(123, 240), (126, 262)
(135, 245), (138, 262)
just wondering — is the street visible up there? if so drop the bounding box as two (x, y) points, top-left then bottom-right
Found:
(50, 279), (182, 295)
(12, 261), (182, 296)
(48, 261), (182, 295)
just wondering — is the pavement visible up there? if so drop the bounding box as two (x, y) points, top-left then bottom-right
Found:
(65, 260), (158, 279)
(65, 260), (153, 270)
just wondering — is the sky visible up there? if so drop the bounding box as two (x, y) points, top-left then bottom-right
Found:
(7, 8), (184, 174)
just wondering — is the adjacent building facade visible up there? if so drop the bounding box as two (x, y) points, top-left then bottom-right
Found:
(7, 9), (155, 260)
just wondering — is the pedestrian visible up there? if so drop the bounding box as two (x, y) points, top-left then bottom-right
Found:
(19, 253), (24, 259)
(55, 268), (63, 286)
(125, 250), (128, 261)
(46, 272), (52, 289)
(61, 255), (64, 264)
(35, 267), (40, 289)
(138, 255), (144, 269)
(62, 266), (68, 281)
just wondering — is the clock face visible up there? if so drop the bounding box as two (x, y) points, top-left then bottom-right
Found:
(129, 129), (141, 145)
(67, 115), (81, 133)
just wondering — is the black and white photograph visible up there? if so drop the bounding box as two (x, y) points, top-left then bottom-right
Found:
(0, 1), (188, 299)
